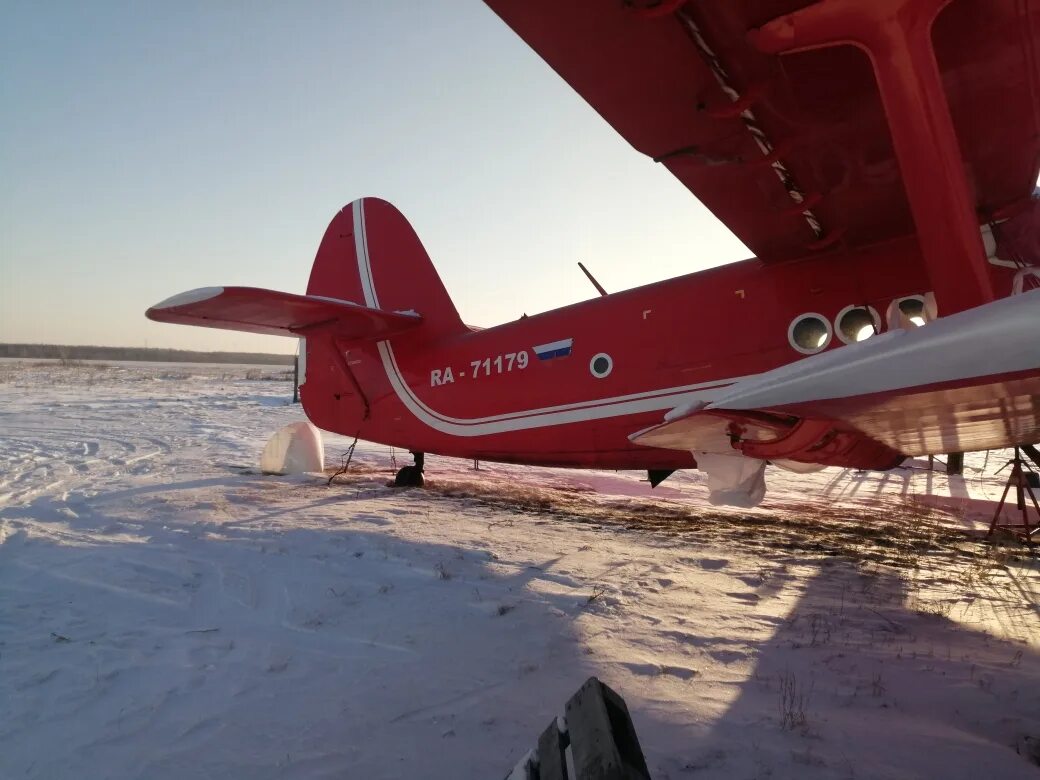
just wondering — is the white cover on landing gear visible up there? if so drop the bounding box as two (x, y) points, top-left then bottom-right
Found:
(260, 422), (325, 475)
(696, 452), (767, 507)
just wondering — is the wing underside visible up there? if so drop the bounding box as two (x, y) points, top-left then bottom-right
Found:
(485, 0), (1040, 262)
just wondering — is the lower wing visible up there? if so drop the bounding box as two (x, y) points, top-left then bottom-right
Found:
(632, 290), (1040, 503)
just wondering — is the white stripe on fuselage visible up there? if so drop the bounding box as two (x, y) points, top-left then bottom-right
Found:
(350, 199), (745, 436)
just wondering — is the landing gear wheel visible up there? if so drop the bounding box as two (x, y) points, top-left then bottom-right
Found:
(393, 451), (425, 488)
(394, 465), (425, 488)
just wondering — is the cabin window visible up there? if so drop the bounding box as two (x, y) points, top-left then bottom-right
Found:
(589, 352), (613, 378)
(788, 313), (831, 354)
(897, 297), (926, 325)
(835, 305), (880, 344)
(886, 295), (928, 329)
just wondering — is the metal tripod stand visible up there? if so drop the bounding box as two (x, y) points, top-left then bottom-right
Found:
(987, 446), (1040, 542)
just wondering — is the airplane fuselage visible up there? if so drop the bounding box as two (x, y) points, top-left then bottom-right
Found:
(299, 210), (1001, 470)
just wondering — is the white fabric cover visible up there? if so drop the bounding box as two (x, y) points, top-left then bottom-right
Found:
(260, 422), (324, 475)
(695, 452), (767, 507)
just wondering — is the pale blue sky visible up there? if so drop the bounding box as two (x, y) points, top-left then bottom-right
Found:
(1, 1), (749, 354)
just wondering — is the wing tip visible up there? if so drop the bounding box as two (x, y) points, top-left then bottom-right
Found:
(149, 287), (225, 313)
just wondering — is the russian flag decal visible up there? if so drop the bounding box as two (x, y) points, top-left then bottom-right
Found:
(532, 338), (573, 360)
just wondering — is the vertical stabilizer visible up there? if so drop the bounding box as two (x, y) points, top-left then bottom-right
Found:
(306, 198), (465, 340)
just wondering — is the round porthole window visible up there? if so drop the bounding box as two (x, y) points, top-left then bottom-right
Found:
(788, 313), (831, 355)
(896, 296), (926, 326)
(835, 305), (881, 344)
(589, 352), (613, 379)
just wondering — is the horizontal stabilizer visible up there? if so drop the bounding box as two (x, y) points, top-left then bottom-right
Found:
(146, 286), (421, 340)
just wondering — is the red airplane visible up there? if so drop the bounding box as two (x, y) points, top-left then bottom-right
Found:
(148, 0), (1040, 506)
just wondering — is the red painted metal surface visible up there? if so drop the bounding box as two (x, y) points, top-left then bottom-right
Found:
(146, 194), (1036, 471)
(146, 3), (1040, 480)
(289, 198), (1030, 470)
(146, 287), (421, 340)
(749, 0), (995, 313)
(484, 0), (1040, 311)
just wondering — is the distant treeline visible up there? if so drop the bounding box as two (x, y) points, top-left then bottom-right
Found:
(1, 343), (294, 366)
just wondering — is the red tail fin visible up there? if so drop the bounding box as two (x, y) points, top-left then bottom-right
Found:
(307, 198), (466, 341)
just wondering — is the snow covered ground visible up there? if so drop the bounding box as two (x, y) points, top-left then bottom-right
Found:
(1, 360), (1038, 779)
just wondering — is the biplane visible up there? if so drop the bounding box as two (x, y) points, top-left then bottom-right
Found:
(148, 0), (1040, 505)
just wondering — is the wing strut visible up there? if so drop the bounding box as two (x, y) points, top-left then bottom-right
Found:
(749, 0), (994, 314)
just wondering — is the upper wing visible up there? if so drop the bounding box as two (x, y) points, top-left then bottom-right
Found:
(146, 287), (421, 340)
(485, 0), (1040, 262)
(632, 289), (1040, 467)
